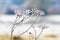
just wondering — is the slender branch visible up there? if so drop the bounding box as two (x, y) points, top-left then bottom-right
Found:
(36, 29), (44, 40)
(11, 16), (19, 31)
(32, 27), (37, 40)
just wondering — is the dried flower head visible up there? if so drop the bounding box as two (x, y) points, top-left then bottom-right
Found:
(14, 8), (24, 16)
(33, 8), (45, 16)
(25, 9), (31, 14)
(38, 24), (49, 29)
(40, 10), (45, 16)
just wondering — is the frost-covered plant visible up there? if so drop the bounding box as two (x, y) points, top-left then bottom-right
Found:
(11, 8), (45, 40)
(11, 9), (30, 40)
(36, 25), (49, 40)
(32, 25), (49, 40)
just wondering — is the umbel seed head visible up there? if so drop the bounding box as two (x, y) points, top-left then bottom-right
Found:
(14, 8), (24, 16)
(14, 8), (45, 16)
(38, 24), (49, 29)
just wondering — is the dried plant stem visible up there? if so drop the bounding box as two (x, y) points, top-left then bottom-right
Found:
(36, 29), (44, 40)
(11, 30), (13, 40)
(11, 16), (20, 31)
(20, 15), (39, 36)
(32, 28), (37, 40)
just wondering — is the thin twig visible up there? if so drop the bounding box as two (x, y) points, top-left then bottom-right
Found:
(32, 27), (37, 40)
(36, 29), (44, 40)
(11, 16), (20, 31)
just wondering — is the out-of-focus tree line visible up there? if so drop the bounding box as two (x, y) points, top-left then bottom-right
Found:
(0, 0), (60, 15)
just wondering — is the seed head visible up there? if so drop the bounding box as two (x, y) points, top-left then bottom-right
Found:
(38, 24), (49, 29)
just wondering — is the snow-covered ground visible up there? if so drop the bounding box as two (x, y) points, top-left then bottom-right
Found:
(0, 15), (60, 35)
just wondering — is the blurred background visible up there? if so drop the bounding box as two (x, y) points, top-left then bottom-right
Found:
(0, 0), (60, 15)
(0, 0), (60, 37)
